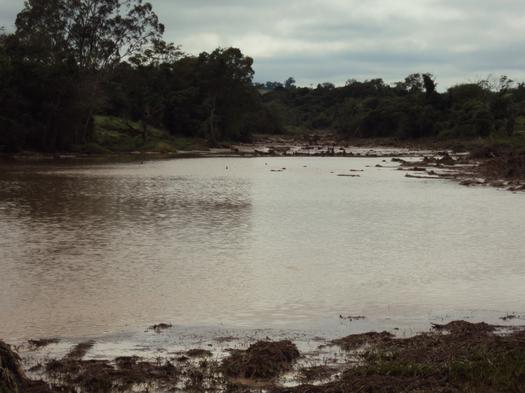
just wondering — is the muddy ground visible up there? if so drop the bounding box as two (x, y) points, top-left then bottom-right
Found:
(207, 133), (525, 192)
(241, 134), (525, 192)
(2, 320), (525, 393)
(4, 132), (525, 192)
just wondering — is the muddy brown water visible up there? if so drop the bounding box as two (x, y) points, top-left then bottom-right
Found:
(1, 156), (525, 342)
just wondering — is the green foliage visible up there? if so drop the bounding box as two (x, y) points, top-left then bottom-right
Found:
(1, 1), (522, 152)
(91, 116), (179, 153)
(263, 74), (524, 142)
(105, 47), (279, 145)
(14, 0), (165, 71)
(0, 1), (281, 153)
(0, 0), (169, 152)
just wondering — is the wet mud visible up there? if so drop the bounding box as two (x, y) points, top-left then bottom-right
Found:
(4, 320), (525, 392)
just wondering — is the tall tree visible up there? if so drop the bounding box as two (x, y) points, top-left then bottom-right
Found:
(197, 48), (255, 143)
(15, 0), (165, 71)
(284, 77), (296, 89)
(422, 73), (437, 97)
(5, 0), (166, 150)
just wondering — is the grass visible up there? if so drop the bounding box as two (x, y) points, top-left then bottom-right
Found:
(72, 115), (208, 154)
(276, 321), (525, 393)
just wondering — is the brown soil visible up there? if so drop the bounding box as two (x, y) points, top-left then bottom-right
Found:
(5, 320), (525, 392)
(395, 146), (525, 192)
(221, 340), (300, 380)
(480, 153), (525, 180)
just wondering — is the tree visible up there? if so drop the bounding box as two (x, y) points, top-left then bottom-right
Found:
(14, 0), (165, 71)
(422, 73), (437, 97)
(7, 0), (166, 150)
(284, 77), (296, 89)
(317, 82), (335, 90)
(265, 81), (283, 90)
(404, 73), (424, 93)
(197, 48), (255, 143)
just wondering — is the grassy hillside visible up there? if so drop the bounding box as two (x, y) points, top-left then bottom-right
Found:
(73, 116), (208, 154)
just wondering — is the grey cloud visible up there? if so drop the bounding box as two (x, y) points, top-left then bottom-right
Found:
(1, 0), (525, 88)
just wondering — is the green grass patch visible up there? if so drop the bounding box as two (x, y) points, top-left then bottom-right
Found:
(87, 115), (208, 154)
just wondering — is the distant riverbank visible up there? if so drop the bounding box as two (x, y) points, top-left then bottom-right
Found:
(3, 131), (525, 193)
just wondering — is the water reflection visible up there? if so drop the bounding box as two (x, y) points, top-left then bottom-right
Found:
(1, 158), (525, 340)
(0, 161), (254, 338)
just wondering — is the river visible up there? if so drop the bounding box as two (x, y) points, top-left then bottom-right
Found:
(1, 156), (525, 342)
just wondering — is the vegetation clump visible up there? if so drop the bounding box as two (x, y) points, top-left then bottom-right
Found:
(331, 331), (394, 351)
(1, 341), (54, 393)
(298, 365), (338, 383)
(273, 321), (525, 393)
(0, 341), (23, 393)
(46, 355), (178, 393)
(6, 321), (525, 392)
(480, 152), (525, 181)
(222, 340), (300, 380)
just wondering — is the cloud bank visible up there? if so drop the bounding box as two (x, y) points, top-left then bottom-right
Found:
(1, 0), (525, 88)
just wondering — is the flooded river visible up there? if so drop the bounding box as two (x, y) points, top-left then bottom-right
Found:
(1, 157), (525, 341)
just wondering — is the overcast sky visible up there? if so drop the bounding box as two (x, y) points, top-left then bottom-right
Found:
(2, 0), (525, 88)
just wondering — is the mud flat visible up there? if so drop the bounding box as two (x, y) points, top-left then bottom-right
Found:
(392, 150), (525, 192)
(3, 320), (525, 393)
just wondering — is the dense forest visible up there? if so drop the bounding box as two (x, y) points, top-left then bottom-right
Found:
(0, 0), (524, 153)
(260, 75), (525, 141)
(0, 0), (281, 153)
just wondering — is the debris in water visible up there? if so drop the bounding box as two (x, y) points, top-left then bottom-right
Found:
(339, 315), (366, 321)
(148, 323), (173, 333)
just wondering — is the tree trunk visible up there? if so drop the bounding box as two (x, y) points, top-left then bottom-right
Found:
(142, 120), (148, 144)
(208, 95), (217, 145)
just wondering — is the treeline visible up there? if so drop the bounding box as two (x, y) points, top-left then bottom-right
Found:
(1, 1), (524, 154)
(262, 74), (525, 140)
(0, 0), (280, 153)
